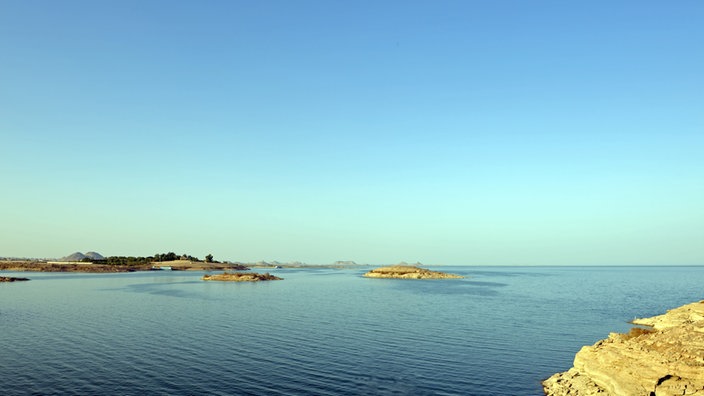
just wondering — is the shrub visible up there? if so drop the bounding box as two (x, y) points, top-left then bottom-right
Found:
(622, 327), (655, 340)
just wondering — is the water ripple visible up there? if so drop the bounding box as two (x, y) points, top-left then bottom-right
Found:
(3, 267), (703, 395)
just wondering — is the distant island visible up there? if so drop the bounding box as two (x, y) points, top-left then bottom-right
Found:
(202, 272), (283, 282)
(249, 260), (367, 269)
(363, 265), (464, 279)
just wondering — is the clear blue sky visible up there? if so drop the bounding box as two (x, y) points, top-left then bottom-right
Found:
(1, 1), (702, 265)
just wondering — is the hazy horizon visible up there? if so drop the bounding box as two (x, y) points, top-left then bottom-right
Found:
(2, 250), (703, 267)
(2, 1), (702, 266)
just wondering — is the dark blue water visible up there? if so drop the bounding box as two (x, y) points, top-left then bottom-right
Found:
(1, 266), (702, 395)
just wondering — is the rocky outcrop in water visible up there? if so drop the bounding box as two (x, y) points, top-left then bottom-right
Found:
(202, 272), (283, 282)
(543, 300), (704, 396)
(363, 265), (463, 279)
(0, 276), (30, 282)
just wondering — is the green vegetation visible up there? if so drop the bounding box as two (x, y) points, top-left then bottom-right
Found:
(622, 327), (656, 340)
(79, 252), (210, 266)
(154, 252), (194, 262)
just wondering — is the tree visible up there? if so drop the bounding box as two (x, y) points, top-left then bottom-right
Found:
(205, 254), (214, 263)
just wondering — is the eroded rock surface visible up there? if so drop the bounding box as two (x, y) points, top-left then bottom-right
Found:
(543, 300), (704, 396)
(202, 272), (282, 282)
(363, 265), (463, 279)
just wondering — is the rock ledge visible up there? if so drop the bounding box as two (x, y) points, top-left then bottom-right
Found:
(543, 300), (704, 396)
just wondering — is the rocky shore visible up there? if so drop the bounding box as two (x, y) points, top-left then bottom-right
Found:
(202, 272), (283, 282)
(543, 300), (704, 396)
(0, 261), (143, 272)
(0, 260), (248, 273)
(363, 265), (463, 279)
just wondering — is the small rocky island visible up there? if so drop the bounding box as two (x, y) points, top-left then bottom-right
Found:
(363, 265), (464, 279)
(202, 272), (283, 282)
(543, 300), (704, 395)
(0, 276), (30, 282)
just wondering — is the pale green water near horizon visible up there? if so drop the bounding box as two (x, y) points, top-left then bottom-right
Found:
(1, 266), (702, 395)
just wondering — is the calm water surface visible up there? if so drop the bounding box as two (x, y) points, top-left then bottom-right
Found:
(1, 266), (702, 395)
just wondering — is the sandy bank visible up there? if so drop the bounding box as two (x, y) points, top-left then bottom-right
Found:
(0, 261), (145, 272)
(154, 260), (249, 271)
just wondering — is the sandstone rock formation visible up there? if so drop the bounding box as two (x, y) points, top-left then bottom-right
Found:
(363, 265), (463, 279)
(202, 272), (283, 282)
(543, 300), (704, 396)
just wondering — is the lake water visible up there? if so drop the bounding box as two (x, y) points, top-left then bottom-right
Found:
(1, 266), (702, 395)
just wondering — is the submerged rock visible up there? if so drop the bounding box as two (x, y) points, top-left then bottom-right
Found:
(202, 272), (283, 282)
(543, 300), (704, 396)
(362, 265), (463, 279)
(0, 276), (30, 282)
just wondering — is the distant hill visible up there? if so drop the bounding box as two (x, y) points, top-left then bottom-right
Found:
(395, 261), (422, 266)
(61, 252), (86, 261)
(333, 260), (359, 266)
(60, 251), (104, 261)
(84, 251), (105, 260)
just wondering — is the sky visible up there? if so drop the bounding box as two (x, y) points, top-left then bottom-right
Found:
(1, 1), (702, 265)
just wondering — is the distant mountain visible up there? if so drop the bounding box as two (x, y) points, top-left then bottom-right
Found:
(84, 251), (104, 260)
(61, 252), (87, 261)
(60, 251), (104, 261)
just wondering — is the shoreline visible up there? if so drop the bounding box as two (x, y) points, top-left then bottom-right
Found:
(0, 260), (378, 273)
(0, 260), (249, 273)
